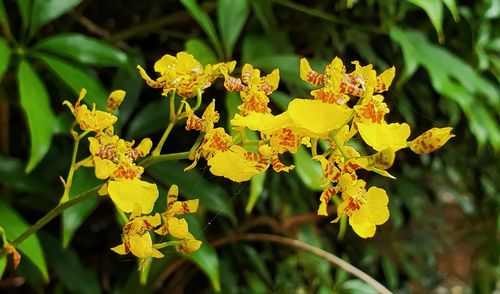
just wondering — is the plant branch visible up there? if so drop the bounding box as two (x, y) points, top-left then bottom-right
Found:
(139, 151), (191, 168)
(213, 233), (392, 294)
(0, 185), (101, 260)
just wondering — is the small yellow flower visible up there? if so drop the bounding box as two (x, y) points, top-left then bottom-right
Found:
(185, 100), (220, 132)
(63, 89), (117, 132)
(335, 177), (389, 238)
(410, 127), (455, 154)
(138, 52), (234, 98)
(111, 211), (163, 259)
(154, 185), (202, 255)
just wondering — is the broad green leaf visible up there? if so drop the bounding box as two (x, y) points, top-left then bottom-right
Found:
(112, 49), (144, 125)
(30, 0), (83, 34)
(0, 155), (47, 192)
(246, 172), (266, 213)
(126, 99), (169, 139)
(217, 0), (249, 58)
(225, 91), (240, 135)
(406, 0), (444, 43)
(0, 37), (11, 81)
(269, 91), (291, 110)
(250, 0), (277, 33)
(0, 199), (48, 281)
(184, 215), (221, 292)
(17, 60), (56, 173)
(185, 38), (218, 66)
(390, 27), (500, 149)
(62, 168), (103, 248)
(341, 279), (378, 294)
(38, 53), (107, 109)
(15, 0), (30, 30)
(251, 54), (303, 87)
(147, 162), (236, 222)
(241, 245), (272, 284)
(35, 34), (127, 66)
(293, 146), (323, 191)
(41, 234), (100, 294)
(180, 0), (223, 58)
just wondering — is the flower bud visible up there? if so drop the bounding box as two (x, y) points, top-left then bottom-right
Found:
(410, 127), (454, 154)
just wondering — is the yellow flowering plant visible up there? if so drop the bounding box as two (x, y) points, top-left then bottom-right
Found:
(0, 51), (453, 276)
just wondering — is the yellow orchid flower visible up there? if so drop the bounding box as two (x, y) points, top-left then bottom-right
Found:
(335, 177), (389, 238)
(410, 127), (455, 154)
(63, 89), (117, 132)
(207, 145), (266, 182)
(111, 211), (164, 260)
(137, 52), (234, 98)
(154, 185), (202, 255)
(354, 94), (389, 123)
(185, 99), (220, 132)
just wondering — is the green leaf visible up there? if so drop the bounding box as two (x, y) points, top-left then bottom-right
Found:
(126, 99), (169, 139)
(35, 34), (127, 66)
(185, 38), (218, 66)
(184, 215), (221, 292)
(0, 155), (47, 192)
(147, 162), (236, 222)
(112, 49), (144, 125)
(390, 27), (500, 149)
(240, 245), (272, 284)
(246, 172), (266, 213)
(0, 0), (6, 25)
(17, 60), (56, 173)
(38, 53), (107, 109)
(293, 146), (324, 191)
(41, 234), (100, 294)
(30, 0), (83, 35)
(381, 254), (398, 290)
(0, 254), (6, 279)
(406, 0), (444, 43)
(62, 168), (102, 248)
(250, 0), (276, 33)
(442, 0), (460, 21)
(180, 0), (223, 58)
(251, 54), (303, 87)
(16, 0), (31, 30)
(217, 0), (249, 58)
(0, 199), (48, 281)
(0, 37), (11, 81)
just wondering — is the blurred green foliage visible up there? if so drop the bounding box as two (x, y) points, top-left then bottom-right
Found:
(0, 0), (499, 293)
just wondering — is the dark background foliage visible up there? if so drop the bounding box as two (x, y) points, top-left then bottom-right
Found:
(0, 0), (499, 293)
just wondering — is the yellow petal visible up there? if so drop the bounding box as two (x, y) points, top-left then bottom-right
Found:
(93, 157), (115, 180)
(364, 187), (389, 225)
(135, 138), (153, 157)
(410, 127), (454, 154)
(375, 66), (395, 93)
(176, 238), (202, 254)
(349, 215), (376, 238)
(287, 99), (353, 138)
(357, 121), (410, 152)
(207, 149), (260, 182)
(167, 217), (190, 239)
(110, 243), (128, 255)
(318, 187), (338, 216)
(108, 180), (159, 214)
(107, 90), (126, 112)
(231, 112), (292, 134)
(129, 233), (164, 259)
(169, 199), (199, 215)
(300, 58), (325, 86)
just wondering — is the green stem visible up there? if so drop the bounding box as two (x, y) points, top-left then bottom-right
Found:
(0, 186), (101, 259)
(60, 131), (89, 203)
(139, 151), (191, 168)
(311, 138), (318, 157)
(152, 122), (175, 156)
(189, 133), (205, 159)
(154, 241), (178, 249)
(192, 89), (203, 112)
(331, 134), (351, 160)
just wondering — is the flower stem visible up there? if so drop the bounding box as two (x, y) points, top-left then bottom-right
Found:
(331, 134), (351, 160)
(60, 131), (89, 203)
(0, 185), (101, 260)
(154, 241), (178, 249)
(152, 122), (175, 156)
(139, 151), (191, 168)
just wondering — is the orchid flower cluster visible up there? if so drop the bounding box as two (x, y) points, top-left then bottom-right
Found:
(54, 51), (453, 270)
